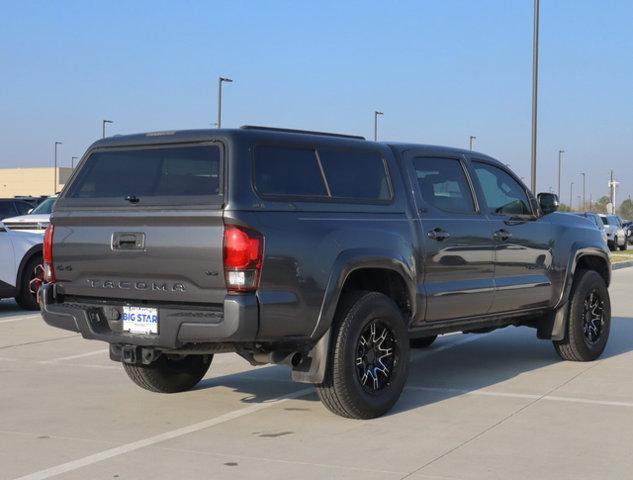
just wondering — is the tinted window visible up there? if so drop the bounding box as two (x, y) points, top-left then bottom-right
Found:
(601, 216), (609, 225)
(473, 162), (531, 215)
(318, 148), (390, 200)
(0, 202), (16, 220)
(66, 145), (221, 202)
(254, 146), (327, 197)
(14, 201), (32, 215)
(412, 157), (475, 214)
(31, 197), (56, 215)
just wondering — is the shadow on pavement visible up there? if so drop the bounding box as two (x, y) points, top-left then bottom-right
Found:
(192, 316), (633, 414)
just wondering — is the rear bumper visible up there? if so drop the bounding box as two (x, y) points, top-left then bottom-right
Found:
(39, 283), (258, 349)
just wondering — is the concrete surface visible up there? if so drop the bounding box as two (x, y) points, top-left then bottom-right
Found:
(1, 267), (633, 480)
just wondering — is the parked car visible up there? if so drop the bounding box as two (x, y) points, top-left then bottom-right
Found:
(623, 220), (633, 245)
(599, 214), (627, 251)
(13, 195), (49, 208)
(0, 198), (33, 221)
(2, 196), (56, 233)
(40, 127), (612, 419)
(573, 212), (608, 245)
(0, 222), (44, 310)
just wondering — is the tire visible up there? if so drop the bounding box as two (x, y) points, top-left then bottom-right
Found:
(608, 239), (616, 252)
(619, 241), (627, 251)
(14, 254), (43, 311)
(410, 335), (438, 349)
(316, 291), (409, 419)
(123, 354), (213, 393)
(553, 270), (611, 361)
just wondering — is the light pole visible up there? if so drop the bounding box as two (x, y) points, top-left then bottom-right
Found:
(579, 172), (586, 211)
(530, 0), (540, 193)
(469, 136), (476, 151)
(374, 111), (383, 141)
(557, 150), (564, 197)
(71, 156), (78, 169)
(217, 76), (233, 128)
(53, 141), (62, 194)
(570, 181), (574, 210)
(102, 119), (113, 138)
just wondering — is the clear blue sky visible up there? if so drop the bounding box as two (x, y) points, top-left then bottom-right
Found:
(1, 0), (632, 205)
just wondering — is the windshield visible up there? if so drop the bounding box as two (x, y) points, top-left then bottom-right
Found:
(31, 197), (56, 215)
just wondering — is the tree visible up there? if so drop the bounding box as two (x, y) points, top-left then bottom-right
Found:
(593, 196), (611, 214)
(618, 199), (633, 220)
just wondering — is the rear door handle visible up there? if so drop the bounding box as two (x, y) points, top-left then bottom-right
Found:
(493, 229), (512, 241)
(427, 228), (450, 241)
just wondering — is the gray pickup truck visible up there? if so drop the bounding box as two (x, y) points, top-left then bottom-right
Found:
(40, 126), (611, 419)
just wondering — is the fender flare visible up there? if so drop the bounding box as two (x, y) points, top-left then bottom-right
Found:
(15, 244), (42, 295)
(539, 244), (610, 341)
(292, 248), (416, 384)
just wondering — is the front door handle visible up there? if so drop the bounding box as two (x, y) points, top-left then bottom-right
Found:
(493, 229), (512, 241)
(428, 228), (450, 241)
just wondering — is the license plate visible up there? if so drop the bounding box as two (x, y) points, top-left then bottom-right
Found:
(122, 306), (158, 335)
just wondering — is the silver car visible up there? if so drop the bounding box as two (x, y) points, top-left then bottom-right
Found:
(599, 214), (627, 251)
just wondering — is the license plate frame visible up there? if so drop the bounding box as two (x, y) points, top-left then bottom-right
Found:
(122, 306), (159, 335)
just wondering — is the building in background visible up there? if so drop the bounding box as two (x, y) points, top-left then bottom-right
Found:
(0, 167), (73, 197)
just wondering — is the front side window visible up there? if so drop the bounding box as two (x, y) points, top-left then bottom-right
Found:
(472, 162), (531, 215)
(412, 157), (475, 214)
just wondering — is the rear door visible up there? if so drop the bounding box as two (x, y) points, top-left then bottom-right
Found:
(406, 154), (495, 322)
(52, 142), (227, 305)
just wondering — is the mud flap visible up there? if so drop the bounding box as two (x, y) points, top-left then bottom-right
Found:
(537, 303), (568, 341)
(291, 329), (331, 384)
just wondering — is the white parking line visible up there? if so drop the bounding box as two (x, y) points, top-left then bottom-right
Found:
(0, 315), (42, 324)
(40, 349), (108, 364)
(13, 387), (314, 480)
(406, 386), (633, 409)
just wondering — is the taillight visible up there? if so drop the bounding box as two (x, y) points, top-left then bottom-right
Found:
(43, 224), (55, 283)
(223, 225), (263, 293)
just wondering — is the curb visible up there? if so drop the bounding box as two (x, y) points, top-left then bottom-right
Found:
(612, 260), (633, 270)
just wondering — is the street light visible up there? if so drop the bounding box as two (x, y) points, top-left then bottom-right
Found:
(557, 150), (564, 197)
(579, 172), (586, 212)
(570, 181), (574, 210)
(71, 156), (78, 169)
(102, 119), (113, 138)
(469, 136), (476, 151)
(530, 0), (540, 193)
(217, 76), (233, 128)
(374, 111), (383, 141)
(53, 141), (62, 194)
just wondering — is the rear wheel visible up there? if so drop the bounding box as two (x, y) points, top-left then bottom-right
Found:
(14, 254), (43, 311)
(410, 335), (438, 348)
(553, 270), (610, 361)
(123, 354), (212, 393)
(316, 291), (409, 419)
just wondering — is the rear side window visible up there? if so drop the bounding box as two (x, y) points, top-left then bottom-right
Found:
(319, 148), (390, 200)
(0, 202), (17, 219)
(254, 145), (391, 201)
(65, 145), (222, 205)
(412, 157), (475, 214)
(14, 201), (31, 215)
(254, 146), (327, 197)
(601, 216), (608, 225)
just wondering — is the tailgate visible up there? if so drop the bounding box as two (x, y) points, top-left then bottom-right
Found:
(53, 210), (226, 304)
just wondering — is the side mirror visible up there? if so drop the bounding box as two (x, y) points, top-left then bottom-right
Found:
(537, 192), (559, 215)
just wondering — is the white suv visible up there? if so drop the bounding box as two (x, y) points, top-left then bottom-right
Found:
(599, 214), (627, 251)
(0, 222), (43, 310)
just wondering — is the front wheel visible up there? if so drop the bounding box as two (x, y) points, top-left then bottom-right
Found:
(316, 291), (409, 419)
(619, 240), (627, 251)
(123, 354), (213, 393)
(14, 255), (43, 311)
(553, 270), (611, 361)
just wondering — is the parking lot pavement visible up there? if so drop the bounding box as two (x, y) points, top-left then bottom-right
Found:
(1, 268), (633, 480)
